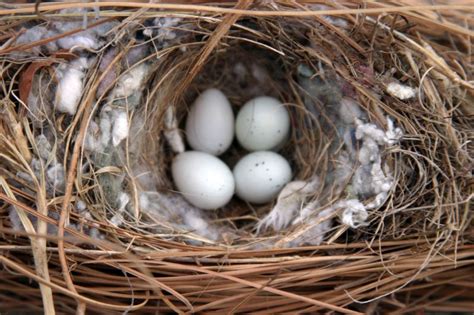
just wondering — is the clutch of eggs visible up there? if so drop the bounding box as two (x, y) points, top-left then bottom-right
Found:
(172, 89), (293, 209)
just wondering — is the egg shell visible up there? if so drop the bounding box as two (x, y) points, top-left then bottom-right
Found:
(172, 151), (235, 209)
(185, 88), (234, 155)
(235, 96), (290, 151)
(233, 151), (292, 204)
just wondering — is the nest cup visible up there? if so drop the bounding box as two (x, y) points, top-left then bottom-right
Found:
(0, 1), (473, 313)
(141, 35), (324, 241)
(133, 14), (405, 246)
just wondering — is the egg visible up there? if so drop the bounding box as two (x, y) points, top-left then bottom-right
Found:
(185, 88), (234, 155)
(233, 151), (292, 204)
(235, 96), (290, 151)
(172, 151), (235, 209)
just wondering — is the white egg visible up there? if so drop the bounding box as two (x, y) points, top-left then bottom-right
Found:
(235, 96), (290, 151)
(172, 151), (235, 209)
(185, 88), (234, 155)
(233, 151), (292, 204)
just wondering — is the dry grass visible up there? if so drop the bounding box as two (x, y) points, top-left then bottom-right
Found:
(0, 0), (473, 313)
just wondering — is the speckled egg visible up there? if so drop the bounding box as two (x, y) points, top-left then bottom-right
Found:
(172, 151), (235, 209)
(235, 96), (290, 151)
(233, 151), (292, 203)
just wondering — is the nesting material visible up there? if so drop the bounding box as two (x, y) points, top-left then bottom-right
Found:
(139, 191), (221, 241)
(111, 110), (129, 147)
(1, 2), (472, 313)
(386, 82), (417, 100)
(163, 107), (185, 153)
(9, 7), (406, 245)
(13, 13), (117, 55)
(54, 57), (90, 115)
(143, 17), (183, 47)
(109, 192), (130, 227)
(109, 63), (149, 101)
(258, 177), (320, 231)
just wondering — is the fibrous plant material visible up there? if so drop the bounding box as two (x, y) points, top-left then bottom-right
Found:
(54, 57), (90, 115)
(0, 1), (472, 314)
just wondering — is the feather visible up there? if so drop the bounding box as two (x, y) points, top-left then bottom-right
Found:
(111, 110), (129, 147)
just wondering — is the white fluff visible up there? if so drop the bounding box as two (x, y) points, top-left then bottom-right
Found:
(371, 161), (393, 194)
(333, 151), (354, 188)
(292, 199), (320, 225)
(182, 209), (214, 240)
(340, 199), (369, 228)
(99, 109), (112, 148)
(110, 192), (130, 227)
(287, 115), (402, 246)
(76, 200), (87, 212)
(355, 119), (387, 145)
(351, 117), (401, 206)
(111, 110), (129, 147)
(145, 17), (182, 42)
(15, 27), (59, 54)
(12, 18), (117, 57)
(17, 155), (65, 193)
(110, 63), (149, 100)
(35, 134), (53, 162)
(358, 137), (380, 165)
(54, 58), (89, 115)
(289, 207), (334, 247)
(385, 117), (403, 145)
(139, 191), (220, 241)
(139, 191), (175, 220)
(57, 34), (98, 51)
(163, 107), (185, 153)
(84, 120), (101, 151)
(118, 192), (130, 211)
(355, 117), (402, 165)
(258, 177), (320, 232)
(290, 199), (368, 247)
(8, 207), (24, 232)
(366, 191), (389, 210)
(46, 163), (65, 191)
(132, 164), (158, 191)
(309, 4), (349, 28)
(338, 98), (363, 124)
(386, 82), (417, 100)
(89, 106), (129, 149)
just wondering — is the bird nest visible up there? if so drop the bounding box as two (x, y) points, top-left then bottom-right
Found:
(0, 1), (472, 313)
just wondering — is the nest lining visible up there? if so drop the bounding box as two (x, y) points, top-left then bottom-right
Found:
(6, 12), (409, 247)
(0, 2), (472, 313)
(111, 17), (404, 247)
